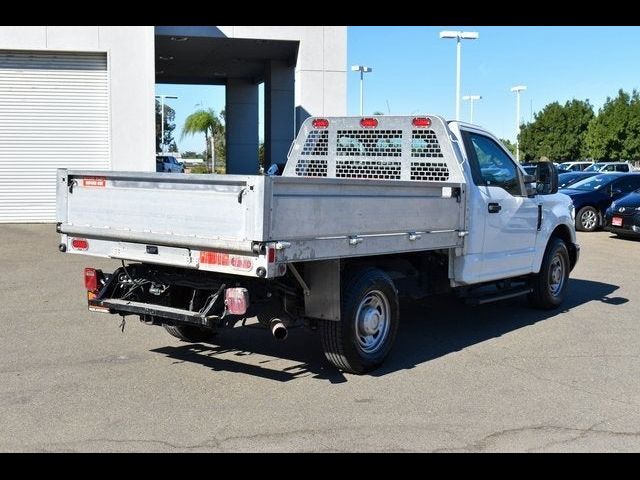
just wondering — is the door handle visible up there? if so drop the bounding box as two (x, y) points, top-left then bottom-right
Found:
(488, 203), (502, 213)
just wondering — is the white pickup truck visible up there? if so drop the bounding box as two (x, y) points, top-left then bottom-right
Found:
(56, 115), (579, 374)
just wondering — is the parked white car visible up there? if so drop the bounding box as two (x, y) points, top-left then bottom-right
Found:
(559, 161), (594, 172)
(584, 162), (633, 173)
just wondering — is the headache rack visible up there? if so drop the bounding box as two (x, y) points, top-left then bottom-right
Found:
(283, 115), (465, 184)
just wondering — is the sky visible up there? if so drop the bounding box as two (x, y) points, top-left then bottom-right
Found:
(156, 26), (640, 153)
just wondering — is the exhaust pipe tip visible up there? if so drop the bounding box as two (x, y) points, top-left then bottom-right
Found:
(270, 318), (289, 341)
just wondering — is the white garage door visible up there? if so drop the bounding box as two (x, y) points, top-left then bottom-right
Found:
(0, 51), (110, 223)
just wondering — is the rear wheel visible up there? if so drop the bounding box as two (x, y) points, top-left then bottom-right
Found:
(528, 237), (570, 309)
(576, 206), (599, 232)
(164, 324), (215, 343)
(320, 268), (399, 374)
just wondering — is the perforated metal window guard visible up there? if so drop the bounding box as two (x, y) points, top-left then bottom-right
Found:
(336, 160), (402, 180)
(410, 162), (450, 181)
(336, 130), (402, 157)
(295, 158), (328, 177)
(411, 130), (443, 158)
(301, 130), (329, 156)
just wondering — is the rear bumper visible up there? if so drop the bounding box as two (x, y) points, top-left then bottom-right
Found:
(89, 298), (220, 327)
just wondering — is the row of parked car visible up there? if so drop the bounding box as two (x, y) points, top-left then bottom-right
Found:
(558, 166), (640, 239)
(518, 160), (639, 238)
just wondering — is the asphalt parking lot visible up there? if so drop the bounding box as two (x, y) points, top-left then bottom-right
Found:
(1, 224), (639, 452)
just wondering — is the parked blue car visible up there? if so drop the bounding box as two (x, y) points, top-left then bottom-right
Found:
(560, 173), (640, 231)
(558, 171), (598, 189)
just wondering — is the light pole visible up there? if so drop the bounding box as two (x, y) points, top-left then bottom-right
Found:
(510, 85), (527, 162)
(351, 65), (372, 116)
(439, 31), (479, 121)
(155, 94), (178, 153)
(462, 95), (482, 123)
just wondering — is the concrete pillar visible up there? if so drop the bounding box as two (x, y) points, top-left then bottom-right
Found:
(265, 60), (295, 169)
(225, 78), (259, 174)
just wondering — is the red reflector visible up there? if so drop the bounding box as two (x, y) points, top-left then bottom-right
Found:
(312, 118), (329, 129)
(412, 117), (432, 127)
(230, 256), (253, 271)
(267, 247), (276, 263)
(199, 251), (229, 266)
(225, 288), (250, 315)
(360, 117), (378, 128)
(72, 238), (89, 250)
(84, 268), (98, 292)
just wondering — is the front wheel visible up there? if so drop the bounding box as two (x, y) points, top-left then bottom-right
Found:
(320, 268), (399, 374)
(528, 237), (570, 309)
(576, 206), (600, 232)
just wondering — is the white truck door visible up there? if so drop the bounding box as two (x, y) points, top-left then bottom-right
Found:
(461, 130), (539, 279)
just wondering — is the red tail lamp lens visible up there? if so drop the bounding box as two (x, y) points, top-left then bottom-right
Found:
(412, 117), (432, 127)
(267, 247), (276, 263)
(360, 118), (378, 128)
(84, 268), (98, 292)
(72, 238), (89, 250)
(312, 118), (329, 129)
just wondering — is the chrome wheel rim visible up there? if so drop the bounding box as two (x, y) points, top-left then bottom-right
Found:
(581, 210), (598, 230)
(548, 253), (566, 297)
(354, 290), (390, 354)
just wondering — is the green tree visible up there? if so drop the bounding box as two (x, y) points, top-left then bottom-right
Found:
(586, 89), (640, 161)
(181, 151), (201, 159)
(181, 108), (225, 172)
(372, 111), (385, 115)
(155, 100), (177, 153)
(519, 99), (594, 162)
(499, 138), (517, 157)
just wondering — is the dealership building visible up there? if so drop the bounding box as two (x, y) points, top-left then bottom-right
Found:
(0, 26), (347, 222)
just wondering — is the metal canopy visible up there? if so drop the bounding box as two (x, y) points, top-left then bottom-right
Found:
(155, 35), (299, 85)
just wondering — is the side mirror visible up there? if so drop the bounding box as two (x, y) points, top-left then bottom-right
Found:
(523, 174), (537, 196)
(536, 162), (558, 195)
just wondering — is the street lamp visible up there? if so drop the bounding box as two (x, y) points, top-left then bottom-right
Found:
(439, 31), (479, 121)
(510, 85), (527, 162)
(155, 94), (178, 153)
(351, 65), (373, 116)
(462, 95), (482, 123)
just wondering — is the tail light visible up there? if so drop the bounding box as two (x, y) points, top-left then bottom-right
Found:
(312, 118), (329, 129)
(72, 238), (89, 250)
(412, 117), (432, 128)
(360, 117), (378, 128)
(225, 288), (250, 315)
(84, 268), (99, 292)
(200, 250), (254, 271)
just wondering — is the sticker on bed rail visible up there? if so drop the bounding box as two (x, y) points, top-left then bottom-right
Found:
(83, 177), (106, 187)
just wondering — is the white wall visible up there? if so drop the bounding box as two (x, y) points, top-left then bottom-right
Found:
(0, 26), (156, 171)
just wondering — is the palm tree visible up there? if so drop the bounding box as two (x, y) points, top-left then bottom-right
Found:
(181, 108), (224, 172)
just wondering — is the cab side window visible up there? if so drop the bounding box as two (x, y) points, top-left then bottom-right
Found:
(462, 132), (524, 196)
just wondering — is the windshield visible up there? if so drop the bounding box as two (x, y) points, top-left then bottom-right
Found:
(584, 163), (604, 172)
(569, 174), (616, 191)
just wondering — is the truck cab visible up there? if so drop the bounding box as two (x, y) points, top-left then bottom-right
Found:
(448, 122), (578, 285)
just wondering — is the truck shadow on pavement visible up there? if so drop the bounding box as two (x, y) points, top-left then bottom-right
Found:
(150, 278), (625, 383)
